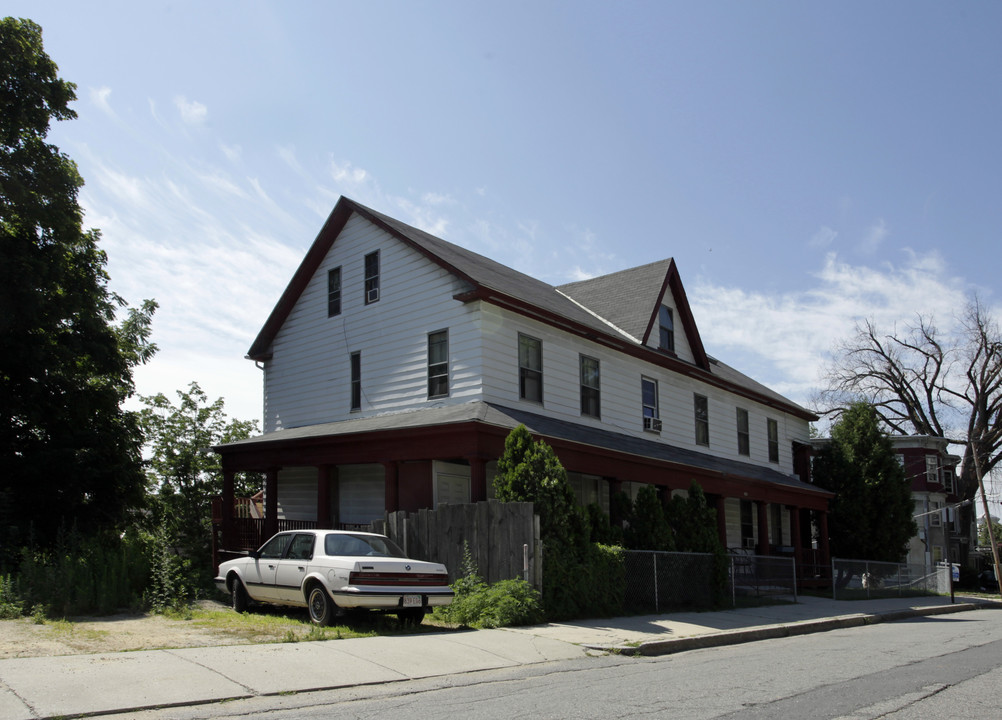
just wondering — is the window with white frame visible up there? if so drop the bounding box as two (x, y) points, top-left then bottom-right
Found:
(930, 500), (942, 526)
(518, 334), (542, 403)
(736, 408), (750, 456)
(694, 394), (709, 446)
(363, 251), (380, 304)
(926, 456), (939, 485)
(642, 377), (660, 432)
(943, 468), (955, 494)
(427, 330), (449, 398)
(767, 418), (779, 463)
(579, 354), (600, 418)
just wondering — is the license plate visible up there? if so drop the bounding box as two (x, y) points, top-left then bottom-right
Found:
(402, 594), (422, 608)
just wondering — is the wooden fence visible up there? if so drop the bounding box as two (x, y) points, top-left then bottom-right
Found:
(372, 500), (541, 590)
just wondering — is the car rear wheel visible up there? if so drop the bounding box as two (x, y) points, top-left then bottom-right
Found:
(397, 608), (425, 626)
(308, 585), (335, 626)
(231, 578), (249, 613)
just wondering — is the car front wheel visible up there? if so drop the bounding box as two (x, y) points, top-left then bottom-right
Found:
(307, 585), (335, 626)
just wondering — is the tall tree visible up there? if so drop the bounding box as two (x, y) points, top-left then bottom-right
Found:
(139, 383), (259, 587)
(0, 18), (156, 559)
(812, 402), (917, 571)
(817, 301), (1002, 560)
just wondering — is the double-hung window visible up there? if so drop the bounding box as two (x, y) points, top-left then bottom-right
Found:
(364, 251), (380, 304)
(642, 377), (660, 432)
(926, 456), (939, 485)
(767, 418), (779, 463)
(428, 330), (449, 398)
(659, 305), (675, 353)
(518, 334), (542, 403)
(579, 355), (600, 418)
(327, 267), (342, 317)
(736, 408), (750, 456)
(694, 394), (709, 446)
(350, 351), (361, 411)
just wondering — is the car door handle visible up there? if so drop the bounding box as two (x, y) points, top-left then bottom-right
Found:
(298, 566), (305, 572)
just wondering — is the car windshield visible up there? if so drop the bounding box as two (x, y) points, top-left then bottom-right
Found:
(324, 533), (407, 558)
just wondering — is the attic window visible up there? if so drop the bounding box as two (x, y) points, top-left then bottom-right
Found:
(658, 305), (675, 353)
(327, 267), (342, 317)
(364, 251), (380, 304)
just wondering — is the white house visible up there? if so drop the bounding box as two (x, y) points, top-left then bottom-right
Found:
(215, 197), (832, 579)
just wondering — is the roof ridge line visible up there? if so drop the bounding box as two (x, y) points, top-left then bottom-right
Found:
(553, 288), (641, 343)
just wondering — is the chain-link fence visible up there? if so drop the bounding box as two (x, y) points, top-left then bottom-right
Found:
(831, 558), (950, 600)
(730, 551), (797, 602)
(622, 550), (797, 613)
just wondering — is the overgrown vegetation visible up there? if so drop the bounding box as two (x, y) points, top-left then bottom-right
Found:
(433, 544), (544, 628)
(493, 425), (728, 620)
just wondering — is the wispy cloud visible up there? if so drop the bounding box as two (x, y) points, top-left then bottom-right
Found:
(174, 95), (207, 125)
(689, 250), (970, 407)
(809, 226), (837, 249)
(858, 218), (888, 255)
(90, 86), (115, 117)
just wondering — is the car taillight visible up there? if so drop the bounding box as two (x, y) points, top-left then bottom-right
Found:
(348, 571), (449, 586)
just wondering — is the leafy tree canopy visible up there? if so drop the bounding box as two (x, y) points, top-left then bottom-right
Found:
(0, 18), (156, 557)
(817, 300), (1002, 565)
(493, 424), (582, 547)
(812, 402), (917, 564)
(139, 382), (259, 587)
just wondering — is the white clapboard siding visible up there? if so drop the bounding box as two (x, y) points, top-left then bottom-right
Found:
(642, 293), (696, 365)
(338, 464), (385, 525)
(263, 214), (484, 431)
(479, 304), (808, 476)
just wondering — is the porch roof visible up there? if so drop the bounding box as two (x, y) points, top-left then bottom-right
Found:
(216, 401), (831, 499)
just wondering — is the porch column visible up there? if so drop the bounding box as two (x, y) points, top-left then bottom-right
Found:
(383, 461), (399, 513)
(757, 500), (770, 556)
(468, 456), (488, 503)
(789, 505), (803, 577)
(221, 469), (235, 548)
(316, 465), (333, 528)
(264, 468), (279, 538)
(818, 511), (831, 571)
(714, 495), (728, 548)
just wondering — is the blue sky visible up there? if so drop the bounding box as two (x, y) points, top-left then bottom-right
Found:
(10, 2), (1002, 506)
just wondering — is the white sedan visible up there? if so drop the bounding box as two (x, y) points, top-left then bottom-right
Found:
(214, 529), (453, 625)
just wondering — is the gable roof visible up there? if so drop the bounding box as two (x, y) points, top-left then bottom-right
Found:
(247, 196), (816, 421)
(557, 258), (709, 369)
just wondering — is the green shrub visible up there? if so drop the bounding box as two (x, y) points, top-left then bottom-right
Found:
(12, 527), (148, 617)
(434, 543), (544, 628)
(542, 540), (625, 620)
(0, 575), (23, 619)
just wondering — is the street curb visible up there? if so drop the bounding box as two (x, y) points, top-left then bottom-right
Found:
(591, 601), (997, 657)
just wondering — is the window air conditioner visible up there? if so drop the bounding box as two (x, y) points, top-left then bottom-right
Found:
(643, 417), (662, 432)
(367, 287), (379, 303)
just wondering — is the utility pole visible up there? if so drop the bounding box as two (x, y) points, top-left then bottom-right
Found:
(971, 442), (1002, 599)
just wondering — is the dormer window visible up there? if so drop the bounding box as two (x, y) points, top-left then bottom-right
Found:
(364, 251), (380, 304)
(659, 305), (674, 353)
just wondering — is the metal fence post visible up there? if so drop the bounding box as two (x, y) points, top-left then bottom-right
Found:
(792, 556), (798, 602)
(832, 557), (837, 600)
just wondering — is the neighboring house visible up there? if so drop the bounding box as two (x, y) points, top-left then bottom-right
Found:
(891, 436), (965, 568)
(808, 435), (966, 569)
(214, 197), (833, 583)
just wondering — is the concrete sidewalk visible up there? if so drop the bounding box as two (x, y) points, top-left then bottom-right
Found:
(0, 595), (995, 720)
